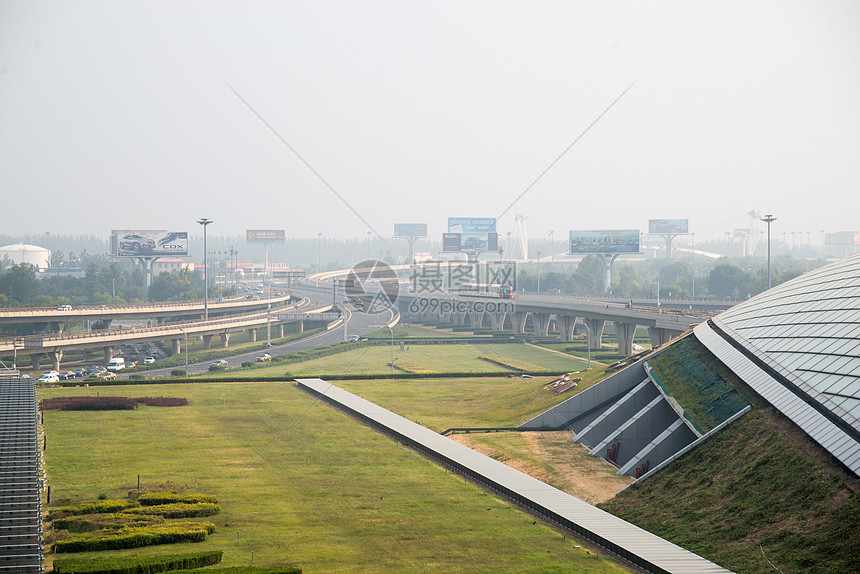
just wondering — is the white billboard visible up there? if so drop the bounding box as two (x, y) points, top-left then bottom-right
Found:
(569, 230), (640, 254)
(649, 219), (689, 234)
(112, 230), (189, 257)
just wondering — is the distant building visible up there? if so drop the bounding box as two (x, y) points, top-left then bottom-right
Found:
(151, 258), (194, 274)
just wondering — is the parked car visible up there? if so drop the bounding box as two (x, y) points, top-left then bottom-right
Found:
(38, 373), (59, 383)
(88, 366), (107, 376)
(143, 357), (156, 364)
(255, 353), (272, 362)
(74, 368), (87, 378)
(59, 371), (76, 380)
(97, 372), (117, 380)
(41, 370), (60, 378)
(348, 335), (360, 342)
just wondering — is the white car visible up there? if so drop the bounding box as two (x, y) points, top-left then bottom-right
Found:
(38, 373), (59, 383)
(41, 370), (59, 378)
(143, 356), (156, 364)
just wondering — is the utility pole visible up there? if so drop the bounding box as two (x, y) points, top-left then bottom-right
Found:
(197, 218), (213, 320)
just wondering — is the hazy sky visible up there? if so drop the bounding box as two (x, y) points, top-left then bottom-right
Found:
(1, 1), (858, 246)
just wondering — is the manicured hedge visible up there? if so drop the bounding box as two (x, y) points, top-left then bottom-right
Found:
(131, 502), (220, 518)
(42, 397), (138, 411)
(137, 492), (217, 506)
(48, 500), (136, 519)
(53, 522), (215, 553)
(52, 550), (222, 573)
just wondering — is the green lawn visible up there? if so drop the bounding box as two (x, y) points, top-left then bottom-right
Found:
(41, 382), (626, 574)
(245, 342), (590, 378)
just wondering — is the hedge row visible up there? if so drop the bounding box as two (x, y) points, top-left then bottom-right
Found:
(130, 502), (220, 518)
(51, 514), (157, 533)
(54, 522), (216, 553)
(137, 492), (217, 506)
(52, 550), (222, 574)
(48, 500), (135, 519)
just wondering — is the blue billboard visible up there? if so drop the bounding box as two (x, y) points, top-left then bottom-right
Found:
(447, 218), (498, 252)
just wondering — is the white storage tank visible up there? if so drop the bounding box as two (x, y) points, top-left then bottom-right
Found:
(0, 243), (50, 269)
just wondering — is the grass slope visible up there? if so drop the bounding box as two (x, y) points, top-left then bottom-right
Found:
(41, 382), (627, 573)
(599, 408), (860, 574)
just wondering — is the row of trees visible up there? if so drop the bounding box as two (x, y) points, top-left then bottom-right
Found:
(514, 255), (824, 299)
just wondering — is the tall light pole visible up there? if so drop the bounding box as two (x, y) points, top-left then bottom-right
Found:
(536, 250), (541, 293)
(317, 232), (323, 272)
(197, 218), (213, 320)
(549, 230), (554, 263)
(366, 231), (371, 259)
(761, 214), (777, 289)
(179, 328), (188, 382)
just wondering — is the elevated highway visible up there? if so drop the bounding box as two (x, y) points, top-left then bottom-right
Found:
(0, 294), (293, 329)
(0, 297), (340, 371)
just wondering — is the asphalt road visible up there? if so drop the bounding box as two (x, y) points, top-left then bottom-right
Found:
(135, 287), (395, 378)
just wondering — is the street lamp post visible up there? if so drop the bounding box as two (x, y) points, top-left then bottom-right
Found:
(317, 232), (323, 272)
(179, 328), (188, 382)
(549, 230), (554, 263)
(536, 251), (541, 293)
(761, 214), (777, 289)
(197, 218), (213, 320)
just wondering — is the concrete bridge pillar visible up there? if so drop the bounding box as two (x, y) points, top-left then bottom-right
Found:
(584, 319), (605, 350)
(248, 328), (257, 342)
(614, 322), (638, 357)
(273, 324), (284, 339)
(171, 338), (181, 356)
(557, 315), (578, 341)
(156, 317), (165, 325)
(51, 350), (64, 372)
(488, 312), (507, 332)
(31, 354), (42, 370)
(512, 312), (529, 335)
(468, 311), (484, 329)
(452, 312), (467, 326)
(297, 321), (304, 334)
(103, 346), (114, 363)
(202, 335), (213, 349)
(648, 327), (673, 349)
(531, 313), (552, 337)
(219, 332), (230, 348)
(50, 322), (63, 334)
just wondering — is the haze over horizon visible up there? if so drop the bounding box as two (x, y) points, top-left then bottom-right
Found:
(2, 1), (858, 244)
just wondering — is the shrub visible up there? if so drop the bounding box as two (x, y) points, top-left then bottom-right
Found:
(171, 369), (187, 377)
(137, 492), (217, 506)
(42, 397), (137, 411)
(208, 364), (226, 373)
(48, 500), (136, 519)
(128, 374), (146, 380)
(241, 361), (254, 368)
(52, 550), (222, 573)
(130, 502), (220, 518)
(53, 522), (215, 553)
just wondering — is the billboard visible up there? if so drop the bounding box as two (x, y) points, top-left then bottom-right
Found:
(447, 217), (498, 252)
(825, 232), (860, 245)
(246, 229), (286, 244)
(112, 230), (188, 257)
(394, 223), (428, 238)
(443, 233), (462, 252)
(569, 230), (640, 254)
(649, 219), (689, 234)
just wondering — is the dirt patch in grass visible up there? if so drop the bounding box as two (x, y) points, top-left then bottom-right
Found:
(451, 431), (631, 504)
